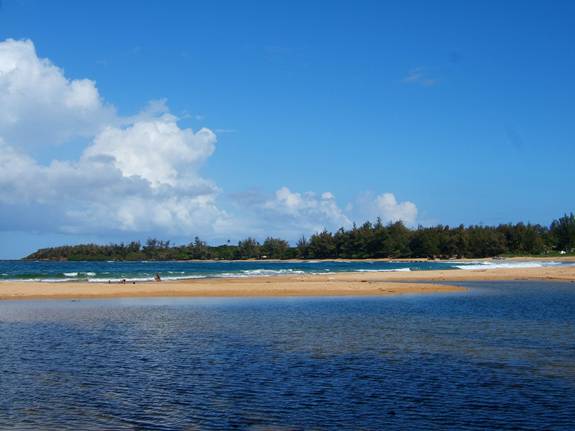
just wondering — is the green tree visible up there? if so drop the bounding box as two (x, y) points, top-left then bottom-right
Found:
(467, 227), (507, 257)
(261, 237), (290, 259)
(308, 230), (336, 258)
(410, 227), (440, 258)
(237, 237), (261, 259)
(550, 213), (575, 252)
(296, 236), (309, 258)
(384, 222), (411, 257)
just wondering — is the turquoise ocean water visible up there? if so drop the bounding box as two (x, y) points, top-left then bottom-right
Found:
(0, 259), (572, 282)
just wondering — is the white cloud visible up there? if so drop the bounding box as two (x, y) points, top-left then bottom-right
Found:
(263, 187), (352, 232)
(0, 132), (228, 235)
(84, 114), (216, 187)
(0, 39), (228, 237)
(230, 188), (419, 240)
(0, 39), (115, 148)
(356, 192), (418, 226)
(375, 193), (418, 224)
(223, 187), (354, 240)
(0, 38), (420, 244)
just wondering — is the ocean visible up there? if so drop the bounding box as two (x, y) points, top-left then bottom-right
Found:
(0, 259), (571, 283)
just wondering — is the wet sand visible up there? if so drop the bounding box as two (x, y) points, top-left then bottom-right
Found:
(0, 264), (574, 301)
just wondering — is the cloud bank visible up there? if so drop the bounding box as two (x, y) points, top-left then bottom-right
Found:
(0, 39), (226, 237)
(0, 39), (418, 243)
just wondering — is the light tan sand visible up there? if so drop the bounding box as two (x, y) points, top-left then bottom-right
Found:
(0, 278), (462, 301)
(320, 264), (575, 283)
(0, 265), (573, 301)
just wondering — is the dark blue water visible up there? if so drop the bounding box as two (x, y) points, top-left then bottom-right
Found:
(1, 281), (574, 430)
(1, 259), (571, 282)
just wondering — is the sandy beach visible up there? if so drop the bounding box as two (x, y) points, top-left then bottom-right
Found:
(0, 278), (462, 300)
(1, 264), (574, 301)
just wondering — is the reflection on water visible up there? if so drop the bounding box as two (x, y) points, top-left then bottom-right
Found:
(1, 282), (574, 430)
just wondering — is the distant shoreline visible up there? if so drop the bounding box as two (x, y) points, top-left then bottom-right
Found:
(19, 256), (575, 263)
(1, 265), (573, 301)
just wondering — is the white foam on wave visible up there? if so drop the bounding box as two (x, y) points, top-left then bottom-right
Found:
(240, 269), (306, 276)
(37, 278), (83, 283)
(172, 269), (306, 280)
(455, 261), (564, 271)
(64, 271), (97, 278)
(215, 273), (250, 278)
(162, 275), (207, 281)
(356, 268), (412, 273)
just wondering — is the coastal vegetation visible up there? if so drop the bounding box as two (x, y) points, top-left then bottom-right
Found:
(25, 213), (575, 261)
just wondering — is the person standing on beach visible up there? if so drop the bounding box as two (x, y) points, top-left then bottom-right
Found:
(154, 273), (161, 282)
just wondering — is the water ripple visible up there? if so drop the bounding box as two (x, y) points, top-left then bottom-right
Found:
(1, 282), (575, 429)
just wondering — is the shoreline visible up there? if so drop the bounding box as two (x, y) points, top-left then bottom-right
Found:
(17, 256), (575, 263)
(0, 265), (574, 301)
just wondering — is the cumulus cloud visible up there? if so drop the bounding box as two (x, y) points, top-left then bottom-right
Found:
(0, 39), (115, 148)
(355, 192), (418, 226)
(0, 38), (419, 244)
(229, 188), (419, 239)
(0, 127), (227, 236)
(223, 187), (352, 240)
(374, 193), (418, 224)
(84, 113), (216, 187)
(0, 39), (228, 237)
(263, 187), (352, 232)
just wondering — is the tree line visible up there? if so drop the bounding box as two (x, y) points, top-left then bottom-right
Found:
(25, 213), (575, 261)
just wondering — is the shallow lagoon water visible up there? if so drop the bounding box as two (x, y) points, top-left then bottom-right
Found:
(1, 282), (574, 430)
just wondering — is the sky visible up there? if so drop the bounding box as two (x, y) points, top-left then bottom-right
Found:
(0, 0), (574, 258)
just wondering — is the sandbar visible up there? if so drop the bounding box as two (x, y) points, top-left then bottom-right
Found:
(0, 264), (573, 301)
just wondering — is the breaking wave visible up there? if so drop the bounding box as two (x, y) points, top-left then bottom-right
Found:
(356, 268), (412, 273)
(454, 261), (564, 270)
(2, 260), (572, 283)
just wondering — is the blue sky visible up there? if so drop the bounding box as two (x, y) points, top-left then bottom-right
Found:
(0, 0), (574, 258)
